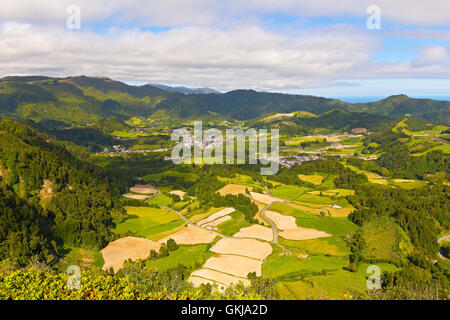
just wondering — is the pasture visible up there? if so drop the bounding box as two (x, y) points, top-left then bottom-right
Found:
(114, 206), (185, 240)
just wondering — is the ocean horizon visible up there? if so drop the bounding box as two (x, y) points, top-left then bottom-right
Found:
(336, 96), (450, 103)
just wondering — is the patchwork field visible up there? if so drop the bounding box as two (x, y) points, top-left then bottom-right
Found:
(217, 184), (252, 196)
(122, 193), (150, 200)
(202, 215), (232, 227)
(270, 185), (311, 202)
(158, 225), (217, 245)
(210, 238), (273, 260)
(152, 244), (213, 271)
(197, 207), (236, 226)
(233, 225), (273, 241)
(265, 210), (331, 241)
(265, 210), (297, 229)
(169, 190), (187, 198)
(203, 254), (263, 278)
(114, 206), (184, 240)
(279, 228), (331, 241)
(297, 174), (324, 185)
(190, 269), (250, 287)
(130, 184), (158, 194)
(250, 192), (288, 204)
(101, 236), (161, 272)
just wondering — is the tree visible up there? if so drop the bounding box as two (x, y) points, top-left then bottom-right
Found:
(166, 239), (179, 252)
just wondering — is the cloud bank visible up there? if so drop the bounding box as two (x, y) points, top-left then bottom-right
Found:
(0, 1), (449, 92)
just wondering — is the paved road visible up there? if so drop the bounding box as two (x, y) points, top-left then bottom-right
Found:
(438, 235), (450, 259)
(161, 206), (192, 225)
(259, 203), (279, 244)
(163, 205), (277, 244)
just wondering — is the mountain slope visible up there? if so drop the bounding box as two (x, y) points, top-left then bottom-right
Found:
(0, 76), (448, 126)
(346, 94), (450, 124)
(0, 120), (126, 266)
(151, 83), (221, 94)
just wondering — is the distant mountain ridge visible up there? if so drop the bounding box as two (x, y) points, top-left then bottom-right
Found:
(0, 75), (448, 126)
(150, 83), (221, 94)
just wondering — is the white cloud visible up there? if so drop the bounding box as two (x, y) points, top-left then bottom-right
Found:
(2, 0), (450, 27)
(0, 20), (449, 91)
(0, 1), (449, 93)
(411, 46), (448, 67)
(0, 22), (377, 91)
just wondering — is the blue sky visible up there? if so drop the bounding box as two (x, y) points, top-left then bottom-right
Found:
(0, 0), (449, 97)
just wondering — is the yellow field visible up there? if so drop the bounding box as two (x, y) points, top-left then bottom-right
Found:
(158, 225), (217, 245)
(130, 184), (157, 194)
(101, 237), (161, 272)
(297, 174), (324, 185)
(217, 184), (253, 196)
(279, 227), (331, 241)
(190, 269), (250, 287)
(265, 210), (297, 230)
(197, 207), (236, 226)
(233, 225), (273, 242)
(169, 190), (186, 198)
(250, 192), (287, 204)
(122, 193), (150, 200)
(203, 254), (262, 277)
(210, 238), (273, 260)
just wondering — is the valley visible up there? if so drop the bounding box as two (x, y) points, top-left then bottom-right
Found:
(0, 76), (448, 300)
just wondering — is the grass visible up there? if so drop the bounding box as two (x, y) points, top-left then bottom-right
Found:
(215, 211), (253, 236)
(340, 136), (364, 145)
(147, 194), (173, 206)
(263, 246), (349, 279)
(277, 280), (324, 299)
(297, 174), (324, 185)
(295, 193), (333, 205)
(390, 179), (427, 190)
(360, 216), (413, 263)
(271, 202), (358, 237)
(57, 247), (104, 271)
(308, 188), (355, 197)
(270, 185), (311, 201)
(114, 206), (184, 240)
(268, 250), (400, 299)
(151, 244), (213, 271)
(305, 274), (365, 299)
(143, 171), (199, 184)
(187, 206), (224, 223)
(217, 174), (263, 191)
(280, 237), (350, 257)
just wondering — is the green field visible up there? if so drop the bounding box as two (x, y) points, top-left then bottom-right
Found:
(143, 171), (199, 183)
(270, 185), (312, 201)
(264, 245), (399, 299)
(217, 174), (264, 191)
(215, 211), (253, 236)
(151, 244), (214, 271)
(57, 247), (104, 271)
(115, 206), (184, 240)
(360, 216), (413, 263)
(147, 193), (173, 206)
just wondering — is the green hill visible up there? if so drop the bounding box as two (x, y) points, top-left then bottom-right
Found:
(0, 76), (448, 126)
(0, 120), (126, 266)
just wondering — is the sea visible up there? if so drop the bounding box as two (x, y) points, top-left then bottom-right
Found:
(337, 96), (450, 103)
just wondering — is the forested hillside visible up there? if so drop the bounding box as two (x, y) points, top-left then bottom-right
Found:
(0, 120), (126, 267)
(0, 76), (448, 126)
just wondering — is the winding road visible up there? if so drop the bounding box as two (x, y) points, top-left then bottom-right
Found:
(162, 204), (281, 245)
(161, 206), (192, 225)
(259, 203), (279, 244)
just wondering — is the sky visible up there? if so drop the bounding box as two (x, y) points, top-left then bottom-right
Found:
(0, 0), (449, 97)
